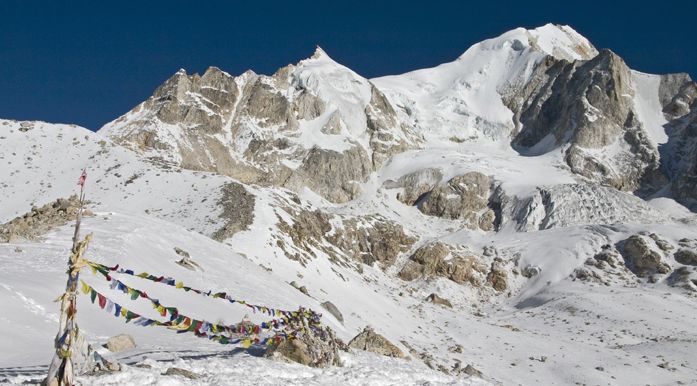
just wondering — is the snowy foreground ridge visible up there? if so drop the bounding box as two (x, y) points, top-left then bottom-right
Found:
(2, 24), (697, 385)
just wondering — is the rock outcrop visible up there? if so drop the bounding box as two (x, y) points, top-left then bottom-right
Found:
(418, 172), (496, 231)
(383, 168), (443, 206)
(572, 245), (636, 286)
(618, 235), (671, 277)
(275, 206), (414, 267)
(398, 242), (488, 287)
(486, 258), (509, 292)
(265, 327), (344, 368)
(211, 182), (256, 241)
(674, 249), (697, 266)
(282, 144), (373, 203)
(100, 49), (414, 204)
(659, 75), (697, 210)
(510, 50), (662, 192)
(666, 266), (697, 292)
(348, 326), (405, 358)
(0, 196), (92, 243)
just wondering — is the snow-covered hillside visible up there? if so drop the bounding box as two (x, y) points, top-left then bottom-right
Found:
(372, 25), (596, 142)
(2, 23), (697, 385)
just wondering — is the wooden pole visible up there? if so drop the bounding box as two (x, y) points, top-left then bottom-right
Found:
(45, 170), (89, 386)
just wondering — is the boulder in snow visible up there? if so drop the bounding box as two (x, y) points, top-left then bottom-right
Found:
(348, 326), (405, 358)
(674, 249), (697, 266)
(105, 334), (136, 353)
(666, 266), (697, 292)
(425, 293), (452, 308)
(486, 258), (509, 292)
(265, 327), (344, 368)
(418, 172), (495, 231)
(619, 235), (671, 277)
(321, 301), (344, 323)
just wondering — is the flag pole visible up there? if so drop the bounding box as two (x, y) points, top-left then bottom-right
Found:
(45, 169), (90, 386)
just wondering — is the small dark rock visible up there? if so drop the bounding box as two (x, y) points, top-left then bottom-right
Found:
(425, 293), (452, 308)
(162, 367), (202, 379)
(674, 249), (697, 266)
(321, 301), (344, 323)
(463, 364), (482, 377)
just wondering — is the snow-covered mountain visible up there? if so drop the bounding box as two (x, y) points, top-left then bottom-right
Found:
(2, 24), (697, 385)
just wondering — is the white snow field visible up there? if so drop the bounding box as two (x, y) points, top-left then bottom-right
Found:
(2, 23), (697, 385)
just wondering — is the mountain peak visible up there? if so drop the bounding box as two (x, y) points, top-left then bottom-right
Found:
(306, 45), (343, 66)
(311, 45), (330, 60)
(463, 24), (598, 62)
(528, 23), (598, 61)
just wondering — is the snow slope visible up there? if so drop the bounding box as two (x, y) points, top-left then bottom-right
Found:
(3, 210), (697, 385)
(372, 24), (597, 142)
(2, 23), (697, 386)
(3, 119), (697, 384)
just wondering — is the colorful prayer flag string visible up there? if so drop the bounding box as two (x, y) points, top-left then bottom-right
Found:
(85, 260), (321, 323)
(79, 280), (295, 347)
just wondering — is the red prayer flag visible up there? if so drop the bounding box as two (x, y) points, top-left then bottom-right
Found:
(77, 169), (87, 189)
(98, 293), (106, 309)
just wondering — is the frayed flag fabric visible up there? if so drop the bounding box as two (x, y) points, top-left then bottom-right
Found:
(77, 169), (87, 191)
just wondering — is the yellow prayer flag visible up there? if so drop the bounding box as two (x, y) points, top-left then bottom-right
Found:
(81, 281), (90, 294)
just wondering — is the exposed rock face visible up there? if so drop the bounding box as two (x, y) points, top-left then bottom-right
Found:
(658, 74), (697, 210)
(660, 73), (697, 121)
(365, 83), (414, 168)
(105, 334), (136, 353)
(674, 249), (697, 266)
(211, 182), (255, 241)
(331, 216), (415, 266)
(649, 233), (674, 252)
(619, 235), (671, 277)
(348, 326), (405, 358)
(383, 168), (443, 206)
(0, 196), (92, 243)
(486, 258), (509, 292)
(510, 50), (662, 191)
(398, 242), (488, 287)
(275, 206), (414, 267)
(101, 49), (414, 204)
(283, 144), (373, 203)
(418, 172), (495, 231)
(572, 245), (637, 286)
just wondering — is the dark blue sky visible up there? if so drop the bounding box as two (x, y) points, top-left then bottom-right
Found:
(1, 1), (695, 130)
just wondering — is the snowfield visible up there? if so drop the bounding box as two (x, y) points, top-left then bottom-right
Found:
(2, 23), (697, 385)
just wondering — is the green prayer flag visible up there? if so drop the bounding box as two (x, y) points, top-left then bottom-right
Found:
(125, 310), (136, 321)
